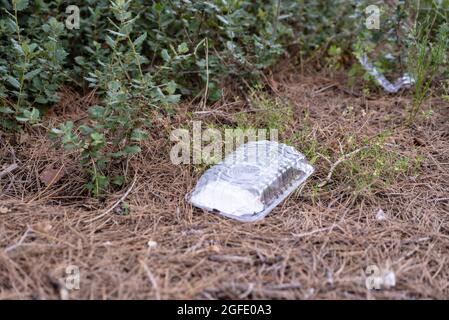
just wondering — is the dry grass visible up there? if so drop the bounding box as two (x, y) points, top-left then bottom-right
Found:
(1, 70), (448, 299)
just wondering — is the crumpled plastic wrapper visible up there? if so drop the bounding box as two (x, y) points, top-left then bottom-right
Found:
(358, 54), (415, 93)
(188, 140), (314, 222)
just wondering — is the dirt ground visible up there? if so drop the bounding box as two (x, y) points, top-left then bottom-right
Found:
(1, 69), (449, 299)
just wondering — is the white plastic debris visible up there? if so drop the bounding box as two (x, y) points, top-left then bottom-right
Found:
(0, 206), (10, 214)
(358, 54), (414, 93)
(376, 208), (386, 221)
(147, 240), (158, 248)
(189, 140), (314, 221)
(382, 271), (396, 289)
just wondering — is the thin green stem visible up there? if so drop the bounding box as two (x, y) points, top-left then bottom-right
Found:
(13, 3), (25, 112)
(127, 35), (144, 81)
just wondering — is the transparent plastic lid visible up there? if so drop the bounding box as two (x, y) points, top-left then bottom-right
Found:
(358, 54), (415, 93)
(189, 140), (314, 221)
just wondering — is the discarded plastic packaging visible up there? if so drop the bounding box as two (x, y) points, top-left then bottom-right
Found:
(358, 54), (415, 93)
(189, 140), (314, 222)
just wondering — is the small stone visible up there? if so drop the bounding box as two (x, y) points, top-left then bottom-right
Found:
(376, 209), (386, 221)
(39, 165), (65, 186)
(0, 206), (10, 214)
(33, 221), (52, 234)
(147, 240), (158, 248)
(113, 202), (129, 216)
(208, 244), (221, 253)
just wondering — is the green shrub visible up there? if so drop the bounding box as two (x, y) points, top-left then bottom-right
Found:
(0, 0), (67, 130)
(50, 0), (181, 196)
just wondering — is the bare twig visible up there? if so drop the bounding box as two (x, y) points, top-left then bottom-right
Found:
(87, 174), (138, 222)
(291, 225), (334, 238)
(312, 83), (337, 96)
(0, 163), (19, 179)
(239, 283), (255, 298)
(318, 146), (369, 187)
(4, 226), (32, 253)
(209, 255), (253, 264)
(140, 260), (161, 300)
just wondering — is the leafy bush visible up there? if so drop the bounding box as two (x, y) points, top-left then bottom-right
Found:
(0, 0), (67, 130)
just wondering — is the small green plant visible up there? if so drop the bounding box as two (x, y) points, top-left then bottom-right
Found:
(289, 119), (420, 194)
(407, 19), (449, 123)
(326, 44), (343, 70)
(235, 90), (293, 134)
(345, 133), (413, 193)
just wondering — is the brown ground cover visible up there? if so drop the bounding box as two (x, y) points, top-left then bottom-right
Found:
(1, 69), (448, 299)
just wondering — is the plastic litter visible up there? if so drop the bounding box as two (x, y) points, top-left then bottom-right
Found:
(189, 140), (314, 222)
(382, 271), (396, 289)
(358, 54), (415, 93)
(376, 208), (386, 221)
(147, 240), (158, 248)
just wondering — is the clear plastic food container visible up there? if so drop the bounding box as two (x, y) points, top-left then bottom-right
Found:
(189, 140), (314, 221)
